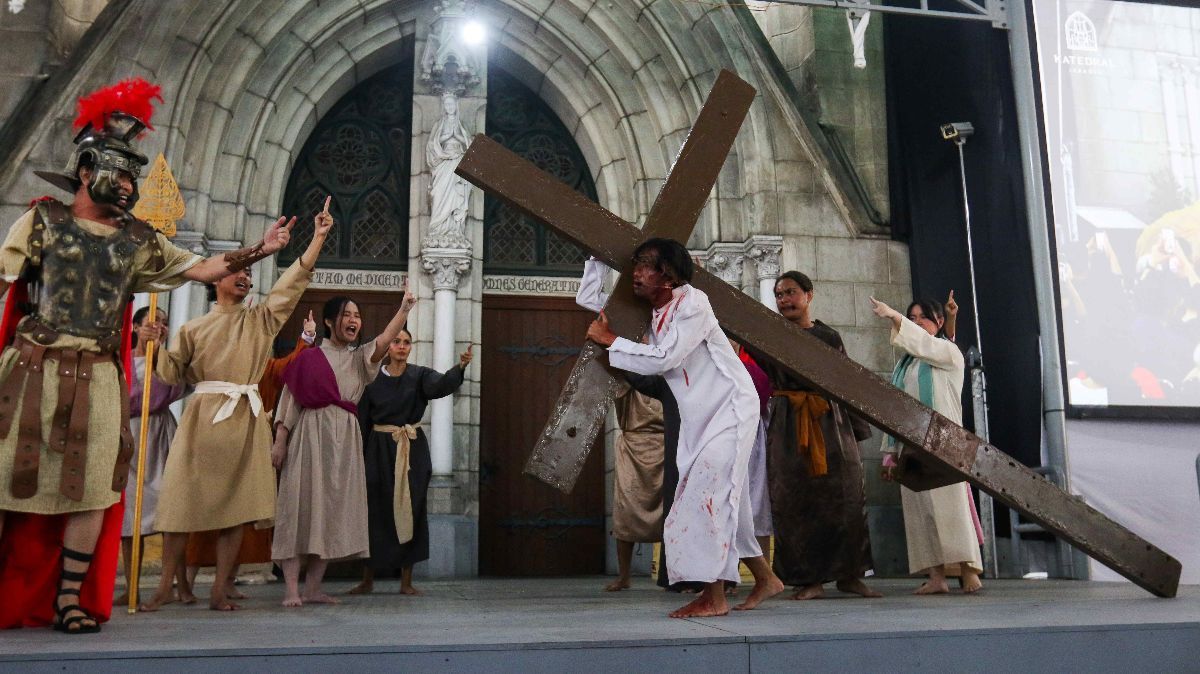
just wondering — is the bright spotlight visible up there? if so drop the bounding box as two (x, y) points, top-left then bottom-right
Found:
(462, 21), (486, 46)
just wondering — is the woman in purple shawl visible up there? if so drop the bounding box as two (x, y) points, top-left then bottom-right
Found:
(271, 287), (416, 608)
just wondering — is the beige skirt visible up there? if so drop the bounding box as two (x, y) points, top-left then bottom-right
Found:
(0, 346), (124, 514)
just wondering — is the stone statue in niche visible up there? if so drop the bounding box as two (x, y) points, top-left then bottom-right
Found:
(425, 93), (472, 250)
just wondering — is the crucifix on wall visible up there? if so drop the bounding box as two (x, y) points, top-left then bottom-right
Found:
(455, 70), (1181, 598)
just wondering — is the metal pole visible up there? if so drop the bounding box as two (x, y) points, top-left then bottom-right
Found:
(1007, 0), (1078, 579)
(953, 136), (999, 578)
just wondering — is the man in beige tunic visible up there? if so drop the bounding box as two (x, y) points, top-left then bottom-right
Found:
(141, 204), (334, 611)
(605, 381), (666, 592)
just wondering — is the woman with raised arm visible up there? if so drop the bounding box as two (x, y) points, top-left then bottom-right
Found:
(348, 329), (471, 596)
(270, 284), (417, 607)
(870, 296), (983, 595)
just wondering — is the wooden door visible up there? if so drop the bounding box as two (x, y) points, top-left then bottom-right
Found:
(276, 289), (402, 351)
(480, 295), (605, 576)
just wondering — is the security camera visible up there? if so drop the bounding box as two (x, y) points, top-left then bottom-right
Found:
(940, 122), (974, 140)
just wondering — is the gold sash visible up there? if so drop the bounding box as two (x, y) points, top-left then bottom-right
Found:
(776, 391), (830, 477)
(373, 423), (421, 544)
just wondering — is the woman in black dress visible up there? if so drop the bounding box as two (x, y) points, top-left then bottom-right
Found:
(349, 329), (471, 595)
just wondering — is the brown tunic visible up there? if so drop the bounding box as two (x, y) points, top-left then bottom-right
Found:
(611, 383), (666, 543)
(755, 321), (874, 586)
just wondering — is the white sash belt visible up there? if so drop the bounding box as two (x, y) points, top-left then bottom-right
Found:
(194, 381), (263, 424)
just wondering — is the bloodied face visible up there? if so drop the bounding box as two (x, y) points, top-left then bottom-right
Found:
(630, 252), (674, 301)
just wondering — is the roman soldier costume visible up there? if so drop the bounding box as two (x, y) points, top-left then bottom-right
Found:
(0, 78), (203, 631)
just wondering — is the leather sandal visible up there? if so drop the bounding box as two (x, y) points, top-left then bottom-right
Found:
(53, 547), (100, 634)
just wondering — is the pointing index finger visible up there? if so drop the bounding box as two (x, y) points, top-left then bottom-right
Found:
(321, 196), (331, 216)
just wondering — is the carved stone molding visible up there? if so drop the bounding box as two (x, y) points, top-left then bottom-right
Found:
(743, 235), (783, 282)
(171, 230), (211, 256)
(421, 248), (472, 290)
(420, 0), (481, 96)
(705, 242), (744, 288)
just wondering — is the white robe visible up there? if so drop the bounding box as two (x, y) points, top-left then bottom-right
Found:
(887, 317), (983, 575)
(577, 260), (762, 583)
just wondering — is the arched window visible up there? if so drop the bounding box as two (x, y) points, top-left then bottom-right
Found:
(281, 46), (414, 269)
(484, 67), (595, 276)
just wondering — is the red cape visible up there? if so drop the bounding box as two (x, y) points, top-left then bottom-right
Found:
(0, 280), (132, 628)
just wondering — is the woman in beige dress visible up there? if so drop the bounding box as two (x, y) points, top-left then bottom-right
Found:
(271, 286), (416, 607)
(870, 296), (983, 595)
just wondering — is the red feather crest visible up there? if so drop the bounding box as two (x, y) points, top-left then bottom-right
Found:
(73, 77), (163, 132)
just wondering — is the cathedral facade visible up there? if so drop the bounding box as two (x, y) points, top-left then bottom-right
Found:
(0, 0), (910, 577)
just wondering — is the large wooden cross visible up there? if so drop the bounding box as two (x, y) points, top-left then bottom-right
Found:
(456, 70), (1181, 598)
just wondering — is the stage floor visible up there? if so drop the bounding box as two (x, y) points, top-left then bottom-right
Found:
(2, 577), (1198, 672)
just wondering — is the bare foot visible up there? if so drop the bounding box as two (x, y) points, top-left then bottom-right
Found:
(604, 578), (631, 592)
(961, 572), (983, 594)
(302, 592), (341, 605)
(399, 585), (423, 596)
(282, 594), (303, 608)
(836, 578), (883, 598)
(138, 591), (175, 612)
(734, 575), (785, 611)
(346, 580), (374, 595)
(669, 593), (729, 618)
(913, 579), (951, 595)
(791, 584), (825, 600)
(209, 598), (242, 611)
(226, 587), (247, 600)
(176, 589), (198, 605)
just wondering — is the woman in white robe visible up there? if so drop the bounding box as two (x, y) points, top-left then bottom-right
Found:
(870, 296), (983, 594)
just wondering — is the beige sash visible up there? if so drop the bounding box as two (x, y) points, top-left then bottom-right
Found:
(374, 423), (421, 544)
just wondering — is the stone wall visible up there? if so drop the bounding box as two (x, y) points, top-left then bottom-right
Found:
(0, 1), (52, 127)
(750, 2), (890, 224)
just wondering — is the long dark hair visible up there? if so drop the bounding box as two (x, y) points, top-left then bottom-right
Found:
(907, 298), (946, 338)
(322, 295), (358, 340)
(633, 237), (693, 286)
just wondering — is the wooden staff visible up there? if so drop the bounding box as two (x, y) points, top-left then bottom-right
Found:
(128, 292), (159, 614)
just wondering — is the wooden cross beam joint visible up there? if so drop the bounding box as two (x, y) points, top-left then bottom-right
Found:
(455, 71), (1181, 598)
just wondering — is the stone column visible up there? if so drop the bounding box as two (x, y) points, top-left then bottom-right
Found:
(413, 0), (485, 578)
(744, 235), (783, 307)
(705, 242), (745, 290)
(420, 251), (471, 476)
(417, 0), (482, 480)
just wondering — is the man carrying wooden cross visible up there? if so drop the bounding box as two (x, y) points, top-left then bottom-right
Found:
(582, 238), (784, 618)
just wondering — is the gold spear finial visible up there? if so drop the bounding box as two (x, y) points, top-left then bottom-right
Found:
(131, 153), (184, 237)
(127, 152), (182, 614)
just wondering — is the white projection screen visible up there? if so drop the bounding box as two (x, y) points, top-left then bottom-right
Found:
(1033, 0), (1200, 413)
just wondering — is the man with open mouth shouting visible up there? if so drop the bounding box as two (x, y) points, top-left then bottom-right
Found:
(0, 78), (305, 631)
(142, 197), (335, 612)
